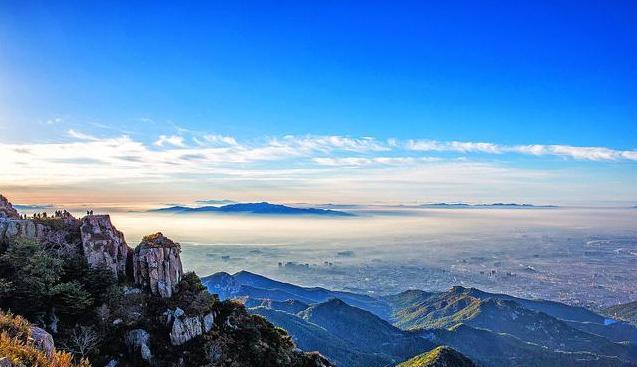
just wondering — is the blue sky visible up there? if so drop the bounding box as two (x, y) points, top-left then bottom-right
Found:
(0, 1), (636, 206)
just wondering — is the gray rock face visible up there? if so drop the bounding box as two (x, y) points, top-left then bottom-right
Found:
(125, 329), (152, 363)
(203, 312), (215, 333)
(0, 216), (82, 257)
(133, 233), (183, 298)
(0, 195), (19, 219)
(30, 326), (55, 357)
(167, 308), (217, 346)
(0, 218), (46, 241)
(80, 215), (130, 279)
(170, 316), (203, 346)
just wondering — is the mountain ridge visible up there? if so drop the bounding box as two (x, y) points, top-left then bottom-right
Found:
(149, 202), (353, 216)
(202, 270), (637, 367)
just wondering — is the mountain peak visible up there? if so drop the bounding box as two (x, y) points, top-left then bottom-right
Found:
(397, 346), (476, 367)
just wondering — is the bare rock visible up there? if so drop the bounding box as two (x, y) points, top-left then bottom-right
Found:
(0, 218), (46, 242)
(166, 308), (217, 346)
(0, 195), (82, 254)
(0, 195), (20, 219)
(80, 215), (130, 279)
(125, 329), (152, 363)
(170, 315), (203, 346)
(203, 312), (215, 333)
(30, 326), (55, 357)
(133, 232), (183, 298)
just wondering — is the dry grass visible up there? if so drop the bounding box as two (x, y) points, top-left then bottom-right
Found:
(0, 311), (91, 367)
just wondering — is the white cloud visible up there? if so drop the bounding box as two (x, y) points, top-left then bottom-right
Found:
(406, 139), (637, 162)
(1, 132), (636, 205)
(67, 129), (99, 141)
(203, 134), (239, 146)
(313, 157), (373, 167)
(154, 135), (186, 147)
(272, 135), (389, 153)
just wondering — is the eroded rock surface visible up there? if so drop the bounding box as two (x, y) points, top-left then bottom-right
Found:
(30, 326), (55, 357)
(133, 232), (183, 298)
(167, 308), (217, 346)
(0, 196), (81, 254)
(80, 215), (130, 279)
(0, 195), (20, 219)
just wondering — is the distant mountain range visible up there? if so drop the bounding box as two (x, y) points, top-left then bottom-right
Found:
(149, 202), (353, 216)
(419, 203), (559, 208)
(202, 271), (390, 317)
(203, 271), (637, 367)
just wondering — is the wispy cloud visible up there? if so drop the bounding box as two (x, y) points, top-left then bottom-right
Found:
(405, 139), (637, 162)
(154, 135), (186, 147)
(67, 129), (99, 141)
(202, 134), (239, 146)
(1, 132), (635, 204)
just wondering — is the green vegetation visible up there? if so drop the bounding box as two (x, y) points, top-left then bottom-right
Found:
(397, 346), (475, 367)
(384, 287), (635, 367)
(604, 301), (637, 326)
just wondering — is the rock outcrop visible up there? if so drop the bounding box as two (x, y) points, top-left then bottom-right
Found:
(166, 307), (217, 346)
(0, 195), (20, 219)
(80, 214), (130, 279)
(125, 329), (153, 363)
(133, 232), (183, 298)
(30, 326), (55, 357)
(0, 196), (81, 254)
(0, 217), (47, 241)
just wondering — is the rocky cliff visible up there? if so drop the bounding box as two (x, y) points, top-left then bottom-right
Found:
(0, 195), (19, 219)
(0, 199), (81, 254)
(80, 214), (131, 279)
(133, 232), (183, 298)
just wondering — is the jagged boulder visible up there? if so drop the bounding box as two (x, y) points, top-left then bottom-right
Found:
(80, 214), (130, 279)
(30, 326), (55, 357)
(167, 308), (217, 346)
(170, 315), (202, 346)
(133, 232), (183, 298)
(0, 195), (20, 219)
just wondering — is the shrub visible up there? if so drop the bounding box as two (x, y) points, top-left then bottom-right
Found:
(0, 311), (91, 367)
(50, 281), (94, 318)
(0, 239), (64, 319)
